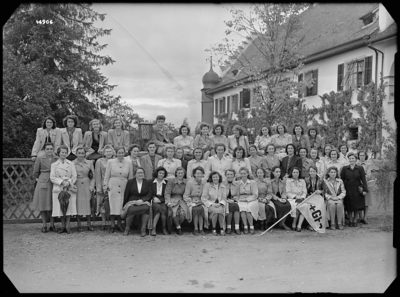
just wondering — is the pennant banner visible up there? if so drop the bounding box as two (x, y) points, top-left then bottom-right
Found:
(297, 194), (326, 233)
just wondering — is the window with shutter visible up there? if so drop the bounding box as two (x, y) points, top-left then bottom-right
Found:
(215, 99), (219, 115)
(298, 73), (303, 98)
(337, 64), (344, 91)
(232, 94), (239, 112)
(241, 88), (251, 108)
(227, 96), (231, 113)
(305, 69), (318, 97)
(364, 56), (373, 85)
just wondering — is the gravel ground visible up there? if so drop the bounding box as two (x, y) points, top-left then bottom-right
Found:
(3, 212), (396, 293)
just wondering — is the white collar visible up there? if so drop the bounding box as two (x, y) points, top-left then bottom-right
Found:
(153, 179), (166, 184)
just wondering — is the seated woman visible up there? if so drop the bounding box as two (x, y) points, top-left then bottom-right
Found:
(183, 167), (206, 235)
(107, 118), (130, 153)
(223, 169), (241, 234)
(270, 124), (292, 160)
(296, 166), (324, 231)
(285, 167), (307, 231)
(173, 124), (194, 157)
(60, 115), (83, 161)
(280, 144), (302, 179)
(323, 166), (346, 230)
(193, 123), (213, 159)
(32, 142), (58, 232)
(201, 171), (227, 235)
(210, 124), (229, 156)
(228, 125), (250, 157)
(270, 166), (291, 230)
(31, 115), (61, 161)
(298, 147), (314, 179)
(150, 166), (169, 236)
(234, 167), (259, 234)
(231, 146), (253, 179)
(248, 144), (266, 177)
(122, 167), (152, 236)
(50, 145), (77, 234)
(254, 168), (276, 230)
(254, 126), (272, 155)
(165, 167), (189, 234)
(186, 147), (207, 180)
(83, 119), (108, 164)
(158, 145), (182, 180)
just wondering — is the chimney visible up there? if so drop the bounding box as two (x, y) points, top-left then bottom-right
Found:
(378, 3), (394, 32)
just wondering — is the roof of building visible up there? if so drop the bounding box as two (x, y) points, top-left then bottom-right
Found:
(209, 3), (396, 93)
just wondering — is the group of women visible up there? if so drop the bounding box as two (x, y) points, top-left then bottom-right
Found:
(31, 115), (373, 236)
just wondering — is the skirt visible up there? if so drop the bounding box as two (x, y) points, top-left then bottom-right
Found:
(126, 204), (150, 216)
(272, 199), (291, 219)
(208, 204), (225, 216)
(258, 201), (277, 220)
(32, 178), (52, 211)
(52, 190), (77, 217)
(108, 177), (128, 215)
(192, 205), (205, 218)
(76, 177), (91, 216)
(238, 200), (259, 220)
(152, 202), (168, 215)
(228, 202), (240, 213)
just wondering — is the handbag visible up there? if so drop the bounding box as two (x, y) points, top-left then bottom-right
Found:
(88, 169), (93, 180)
(58, 187), (71, 217)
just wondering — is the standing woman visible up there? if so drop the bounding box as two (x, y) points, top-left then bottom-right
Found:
(223, 169), (241, 234)
(310, 148), (326, 179)
(50, 145), (77, 233)
(234, 167), (259, 234)
(193, 123), (213, 159)
(95, 144), (115, 230)
(298, 147), (314, 178)
(326, 149), (344, 176)
(248, 144), (266, 177)
(186, 147), (207, 180)
(270, 166), (291, 230)
(280, 144), (302, 179)
(307, 127), (325, 155)
(254, 126), (272, 155)
(324, 167), (346, 230)
(291, 124), (310, 152)
(83, 119), (108, 163)
(60, 115), (83, 161)
(271, 124), (292, 160)
(231, 146), (253, 179)
(183, 167), (206, 235)
(285, 167), (307, 231)
(31, 116), (61, 161)
(357, 150), (374, 224)
(228, 125), (250, 157)
(108, 118), (130, 153)
(158, 145), (182, 180)
(254, 168), (275, 230)
(210, 124), (229, 155)
(122, 167), (152, 236)
(262, 144), (280, 173)
(32, 142), (58, 232)
(340, 153), (368, 227)
(166, 167), (189, 234)
(103, 146), (134, 232)
(73, 146), (95, 231)
(126, 144), (142, 178)
(150, 166), (169, 235)
(173, 124), (194, 157)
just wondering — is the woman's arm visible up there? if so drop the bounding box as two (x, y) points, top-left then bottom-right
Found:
(336, 179), (346, 200)
(31, 129), (42, 158)
(50, 163), (64, 186)
(89, 161), (95, 191)
(359, 166), (369, 193)
(32, 157), (41, 180)
(182, 181), (192, 204)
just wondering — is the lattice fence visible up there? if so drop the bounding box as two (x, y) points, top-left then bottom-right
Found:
(3, 158), (41, 222)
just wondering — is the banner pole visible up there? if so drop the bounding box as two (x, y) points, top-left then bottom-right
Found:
(258, 192), (317, 236)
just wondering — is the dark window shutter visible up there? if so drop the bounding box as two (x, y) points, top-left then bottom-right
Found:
(243, 88), (250, 108)
(337, 64), (344, 91)
(298, 73), (303, 98)
(239, 91), (243, 108)
(312, 69), (318, 95)
(364, 56), (373, 85)
(227, 96), (231, 113)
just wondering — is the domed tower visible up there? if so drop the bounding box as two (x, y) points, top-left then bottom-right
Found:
(201, 56), (220, 125)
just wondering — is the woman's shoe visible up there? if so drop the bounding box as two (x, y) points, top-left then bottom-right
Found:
(117, 224), (124, 232)
(66, 228), (71, 234)
(87, 225), (94, 231)
(41, 226), (48, 233)
(296, 227), (301, 232)
(243, 228), (249, 234)
(226, 228), (232, 234)
(338, 225), (344, 230)
(123, 229), (129, 236)
(49, 225), (56, 232)
(110, 227), (116, 233)
(176, 229), (183, 235)
(249, 228), (255, 234)
(162, 229), (168, 235)
(234, 229), (241, 235)
(220, 230), (225, 236)
(199, 230), (205, 235)
(212, 230), (217, 236)
(58, 228), (65, 234)
(151, 229), (157, 236)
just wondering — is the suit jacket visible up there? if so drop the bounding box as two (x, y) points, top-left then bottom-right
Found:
(280, 155), (303, 177)
(107, 129), (130, 152)
(304, 176), (324, 195)
(83, 131), (108, 156)
(150, 179), (168, 203)
(60, 128), (83, 155)
(31, 128), (62, 157)
(140, 153), (163, 180)
(151, 124), (171, 146)
(123, 178), (152, 206)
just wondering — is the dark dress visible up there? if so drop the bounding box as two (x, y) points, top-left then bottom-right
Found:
(151, 179), (168, 215)
(340, 165), (368, 212)
(270, 179), (291, 219)
(226, 181), (240, 213)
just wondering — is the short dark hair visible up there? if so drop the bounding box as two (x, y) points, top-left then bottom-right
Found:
(285, 143), (296, 155)
(325, 166), (339, 179)
(192, 166), (204, 177)
(265, 144), (276, 154)
(308, 165), (318, 173)
(115, 146), (126, 154)
(288, 167), (301, 178)
(259, 126), (271, 136)
(153, 166), (168, 179)
(298, 147), (309, 157)
(276, 124), (287, 133)
(193, 147), (204, 159)
(307, 127), (318, 137)
(292, 124), (304, 135)
(199, 123), (209, 131)
(255, 167), (266, 178)
(156, 115), (166, 121)
(136, 167), (145, 175)
(42, 116), (57, 129)
(224, 169), (236, 176)
(63, 115), (78, 128)
(248, 144), (258, 153)
(75, 145), (85, 155)
(43, 142), (54, 149)
(128, 144), (140, 155)
(233, 146), (245, 159)
(175, 166), (186, 177)
(347, 152), (357, 160)
(322, 144), (333, 157)
(179, 125), (190, 135)
(358, 150), (368, 160)
(212, 124), (225, 135)
(207, 171), (223, 183)
(329, 149), (339, 159)
(147, 141), (157, 150)
(57, 145), (69, 156)
(270, 166), (281, 179)
(339, 144), (348, 152)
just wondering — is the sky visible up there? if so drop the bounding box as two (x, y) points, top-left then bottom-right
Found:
(91, 3), (251, 129)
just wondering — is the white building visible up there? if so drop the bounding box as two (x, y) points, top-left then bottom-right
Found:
(201, 3), (396, 141)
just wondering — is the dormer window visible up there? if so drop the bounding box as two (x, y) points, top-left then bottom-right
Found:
(232, 69), (238, 76)
(360, 8), (378, 27)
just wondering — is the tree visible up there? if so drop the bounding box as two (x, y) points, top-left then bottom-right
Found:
(3, 3), (124, 157)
